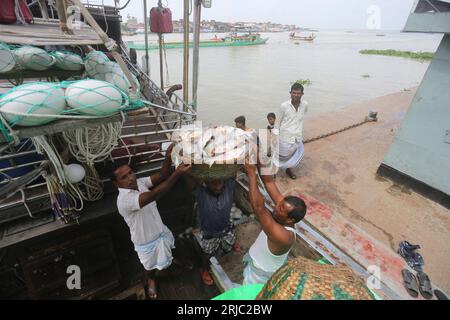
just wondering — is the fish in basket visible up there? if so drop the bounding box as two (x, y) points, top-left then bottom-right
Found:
(171, 125), (255, 180)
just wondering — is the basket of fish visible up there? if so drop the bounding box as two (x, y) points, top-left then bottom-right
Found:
(171, 125), (254, 180)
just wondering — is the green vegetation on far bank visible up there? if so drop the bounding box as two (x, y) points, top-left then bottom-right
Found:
(360, 49), (434, 61)
(291, 79), (312, 86)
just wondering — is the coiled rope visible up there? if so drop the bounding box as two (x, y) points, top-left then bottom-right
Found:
(62, 115), (125, 166)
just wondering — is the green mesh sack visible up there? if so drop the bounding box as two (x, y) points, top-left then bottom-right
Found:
(257, 256), (377, 300)
(96, 61), (141, 98)
(63, 79), (129, 116)
(50, 51), (84, 71)
(0, 82), (66, 127)
(84, 50), (110, 79)
(14, 46), (55, 71)
(0, 42), (15, 73)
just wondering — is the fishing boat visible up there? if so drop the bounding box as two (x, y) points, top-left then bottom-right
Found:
(127, 33), (268, 50)
(289, 32), (316, 41)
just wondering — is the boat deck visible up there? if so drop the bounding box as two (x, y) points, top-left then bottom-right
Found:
(276, 88), (450, 296)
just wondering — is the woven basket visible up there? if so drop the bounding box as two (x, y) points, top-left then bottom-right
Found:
(256, 256), (375, 300)
(189, 163), (242, 180)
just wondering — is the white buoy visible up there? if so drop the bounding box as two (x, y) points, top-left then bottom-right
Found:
(14, 46), (55, 71)
(84, 50), (109, 78)
(65, 79), (125, 116)
(0, 43), (15, 73)
(51, 51), (84, 71)
(64, 164), (86, 183)
(98, 61), (139, 96)
(0, 82), (66, 126)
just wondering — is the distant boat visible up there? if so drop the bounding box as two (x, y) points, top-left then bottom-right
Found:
(127, 33), (268, 50)
(289, 32), (316, 41)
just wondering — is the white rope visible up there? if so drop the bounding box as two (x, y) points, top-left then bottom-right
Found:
(0, 112), (20, 144)
(62, 120), (124, 166)
(67, 164), (104, 203)
(14, 0), (28, 25)
(30, 135), (105, 213)
(31, 136), (66, 185)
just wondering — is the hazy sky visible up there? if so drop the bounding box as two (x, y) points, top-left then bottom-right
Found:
(101, 0), (417, 30)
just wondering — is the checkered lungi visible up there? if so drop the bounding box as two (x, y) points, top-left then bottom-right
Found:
(200, 222), (236, 256)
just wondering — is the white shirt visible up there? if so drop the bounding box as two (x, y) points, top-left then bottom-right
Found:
(278, 100), (308, 144)
(117, 177), (167, 246)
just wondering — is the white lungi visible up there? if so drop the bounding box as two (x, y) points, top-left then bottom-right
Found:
(272, 140), (304, 169)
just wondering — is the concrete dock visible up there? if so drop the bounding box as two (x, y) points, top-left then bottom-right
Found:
(276, 88), (450, 296)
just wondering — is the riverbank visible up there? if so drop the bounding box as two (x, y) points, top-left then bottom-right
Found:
(276, 88), (450, 295)
(360, 49), (433, 60)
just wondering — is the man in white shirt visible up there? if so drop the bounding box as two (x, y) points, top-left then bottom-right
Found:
(274, 83), (308, 179)
(110, 144), (191, 299)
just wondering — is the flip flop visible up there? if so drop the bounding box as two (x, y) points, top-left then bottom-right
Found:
(401, 269), (419, 298)
(434, 289), (448, 300)
(398, 241), (424, 271)
(417, 271), (433, 300)
(200, 268), (214, 286)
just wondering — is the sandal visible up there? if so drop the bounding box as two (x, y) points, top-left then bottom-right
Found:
(200, 268), (214, 286)
(434, 289), (448, 300)
(417, 271), (433, 300)
(401, 269), (419, 298)
(398, 241), (424, 271)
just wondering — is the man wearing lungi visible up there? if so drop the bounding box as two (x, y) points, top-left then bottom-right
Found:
(274, 83), (308, 179)
(110, 144), (191, 299)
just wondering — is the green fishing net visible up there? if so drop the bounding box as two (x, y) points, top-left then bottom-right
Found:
(0, 80), (136, 130)
(13, 46), (55, 71)
(50, 51), (84, 71)
(0, 42), (15, 73)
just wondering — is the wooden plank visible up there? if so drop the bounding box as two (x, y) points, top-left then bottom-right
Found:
(0, 19), (103, 46)
(0, 113), (126, 143)
(0, 69), (84, 81)
(0, 193), (118, 249)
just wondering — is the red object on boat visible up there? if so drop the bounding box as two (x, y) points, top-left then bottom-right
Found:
(0, 0), (33, 24)
(150, 7), (173, 33)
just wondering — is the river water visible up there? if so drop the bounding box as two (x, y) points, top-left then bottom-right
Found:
(126, 30), (442, 129)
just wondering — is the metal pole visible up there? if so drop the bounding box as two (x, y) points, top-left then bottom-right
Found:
(183, 0), (189, 107)
(143, 0), (150, 76)
(157, 0), (164, 90)
(192, 0), (201, 111)
(158, 33), (164, 90)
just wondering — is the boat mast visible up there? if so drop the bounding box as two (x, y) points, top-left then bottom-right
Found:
(143, 0), (150, 76)
(183, 0), (189, 104)
(192, 0), (201, 111)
